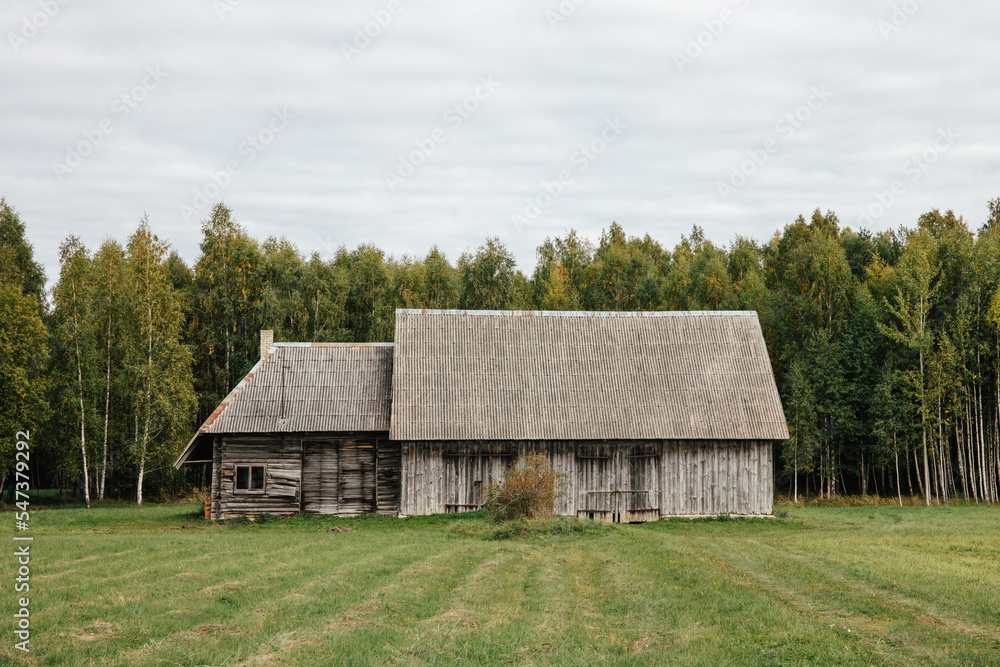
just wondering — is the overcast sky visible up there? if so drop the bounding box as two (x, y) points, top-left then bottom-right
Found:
(3, 0), (998, 284)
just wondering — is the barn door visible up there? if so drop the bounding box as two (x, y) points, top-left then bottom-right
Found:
(338, 440), (376, 514)
(302, 440), (338, 514)
(625, 446), (661, 522)
(576, 445), (616, 522)
(444, 450), (513, 513)
(577, 445), (660, 523)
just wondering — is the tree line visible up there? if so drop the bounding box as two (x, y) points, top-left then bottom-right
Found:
(2, 197), (1000, 506)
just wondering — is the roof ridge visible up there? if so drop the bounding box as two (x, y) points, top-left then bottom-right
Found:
(395, 309), (758, 318)
(271, 342), (394, 348)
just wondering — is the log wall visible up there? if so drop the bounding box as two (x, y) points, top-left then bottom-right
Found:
(400, 440), (774, 520)
(217, 435), (303, 518)
(212, 432), (398, 519)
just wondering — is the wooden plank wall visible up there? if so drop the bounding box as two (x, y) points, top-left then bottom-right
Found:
(302, 439), (338, 514)
(401, 439), (774, 519)
(216, 432), (399, 518)
(211, 436), (222, 519)
(218, 435), (303, 518)
(376, 440), (402, 515)
(660, 440), (773, 516)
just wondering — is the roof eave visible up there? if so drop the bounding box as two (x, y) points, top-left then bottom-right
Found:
(172, 350), (273, 468)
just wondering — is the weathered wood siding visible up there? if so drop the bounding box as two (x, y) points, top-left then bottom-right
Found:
(401, 440), (774, 519)
(302, 439), (338, 514)
(218, 435), (303, 518)
(376, 440), (402, 515)
(660, 440), (773, 516)
(215, 432), (399, 518)
(211, 436), (222, 519)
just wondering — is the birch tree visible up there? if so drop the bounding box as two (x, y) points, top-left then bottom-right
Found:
(53, 236), (93, 507)
(783, 357), (817, 504)
(125, 218), (196, 506)
(88, 240), (127, 499)
(878, 229), (940, 505)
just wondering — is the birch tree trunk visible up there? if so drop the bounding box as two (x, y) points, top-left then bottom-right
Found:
(72, 275), (90, 509)
(793, 446), (798, 505)
(137, 299), (152, 508)
(100, 315), (110, 500)
(919, 327), (930, 506)
(894, 441), (902, 507)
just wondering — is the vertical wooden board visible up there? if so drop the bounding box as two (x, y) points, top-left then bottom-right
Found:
(762, 442), (774, 515)
(575, 443), (615, 519)
(400, 442), (410, 515)
(376, 439), (401, 514)
(626, 443), (661, 521)
(690, 447), (699, 515)
(709, 445), (716, 515)
(338, 440), (376, 515)
(551, 441), (575, 516)
(211, 437), (222, 519)
(740, 444), (751, 514)
(673, 442), (683, 515)
(302, 440), (337, 514)
(659, 441), (668, 516)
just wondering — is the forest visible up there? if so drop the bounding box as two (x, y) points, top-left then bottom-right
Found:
(2, 197), (1000, 507)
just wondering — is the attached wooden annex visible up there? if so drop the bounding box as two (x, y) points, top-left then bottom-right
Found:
(174, 335), (398, 519)
(176, 310), (788, 521)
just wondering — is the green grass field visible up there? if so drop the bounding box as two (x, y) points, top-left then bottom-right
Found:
(2, 503), (999, 666)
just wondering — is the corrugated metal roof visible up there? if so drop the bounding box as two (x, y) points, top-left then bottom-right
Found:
(174, 342), (393, 467)
(208, 343), (392, 434)
(390, 310), (788, 441)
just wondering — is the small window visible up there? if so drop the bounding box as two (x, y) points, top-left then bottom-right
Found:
(235, 465), (265, 492)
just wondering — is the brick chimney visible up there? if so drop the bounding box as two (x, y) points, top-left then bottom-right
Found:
(260, 330), (274, 359)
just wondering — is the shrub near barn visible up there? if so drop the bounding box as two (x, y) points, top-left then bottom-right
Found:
(483, 454), (564, 522)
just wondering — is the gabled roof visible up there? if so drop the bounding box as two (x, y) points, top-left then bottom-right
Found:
(173, 343), (393, 467)
(390, 309), (788, 442)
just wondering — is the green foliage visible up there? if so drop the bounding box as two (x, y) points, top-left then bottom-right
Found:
(336, 243), (393, 341)
(459, 236), (518, 309)
(125, 217), (197, 504)
(0, 283), (49, 481)
(483, 515), (612, 540)
(0, 198), (46, 308)
(483, 454), (563, 522)
(9, 194), (1000, 503)
(189, 204), (264, 420)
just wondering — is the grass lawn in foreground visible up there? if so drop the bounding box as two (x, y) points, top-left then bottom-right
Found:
(2, 503), (999, 665)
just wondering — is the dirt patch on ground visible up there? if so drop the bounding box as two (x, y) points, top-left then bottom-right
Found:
(438, 608), (477, 628)
(328, 597), (380, 630)
(234, 632), (313, 666)
(74, 620), (116, 642)
(327, 525), (356, 533)
(199, 581), (243, 594)
(189, 624), (242, 638)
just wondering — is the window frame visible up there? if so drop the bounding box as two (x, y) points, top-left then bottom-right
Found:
(234, 463), (266, 494)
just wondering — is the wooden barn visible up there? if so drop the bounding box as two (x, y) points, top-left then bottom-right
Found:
(173, 333), (399, 519)
(176, 310), (788, 521)
(391, 310), (788, 520)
